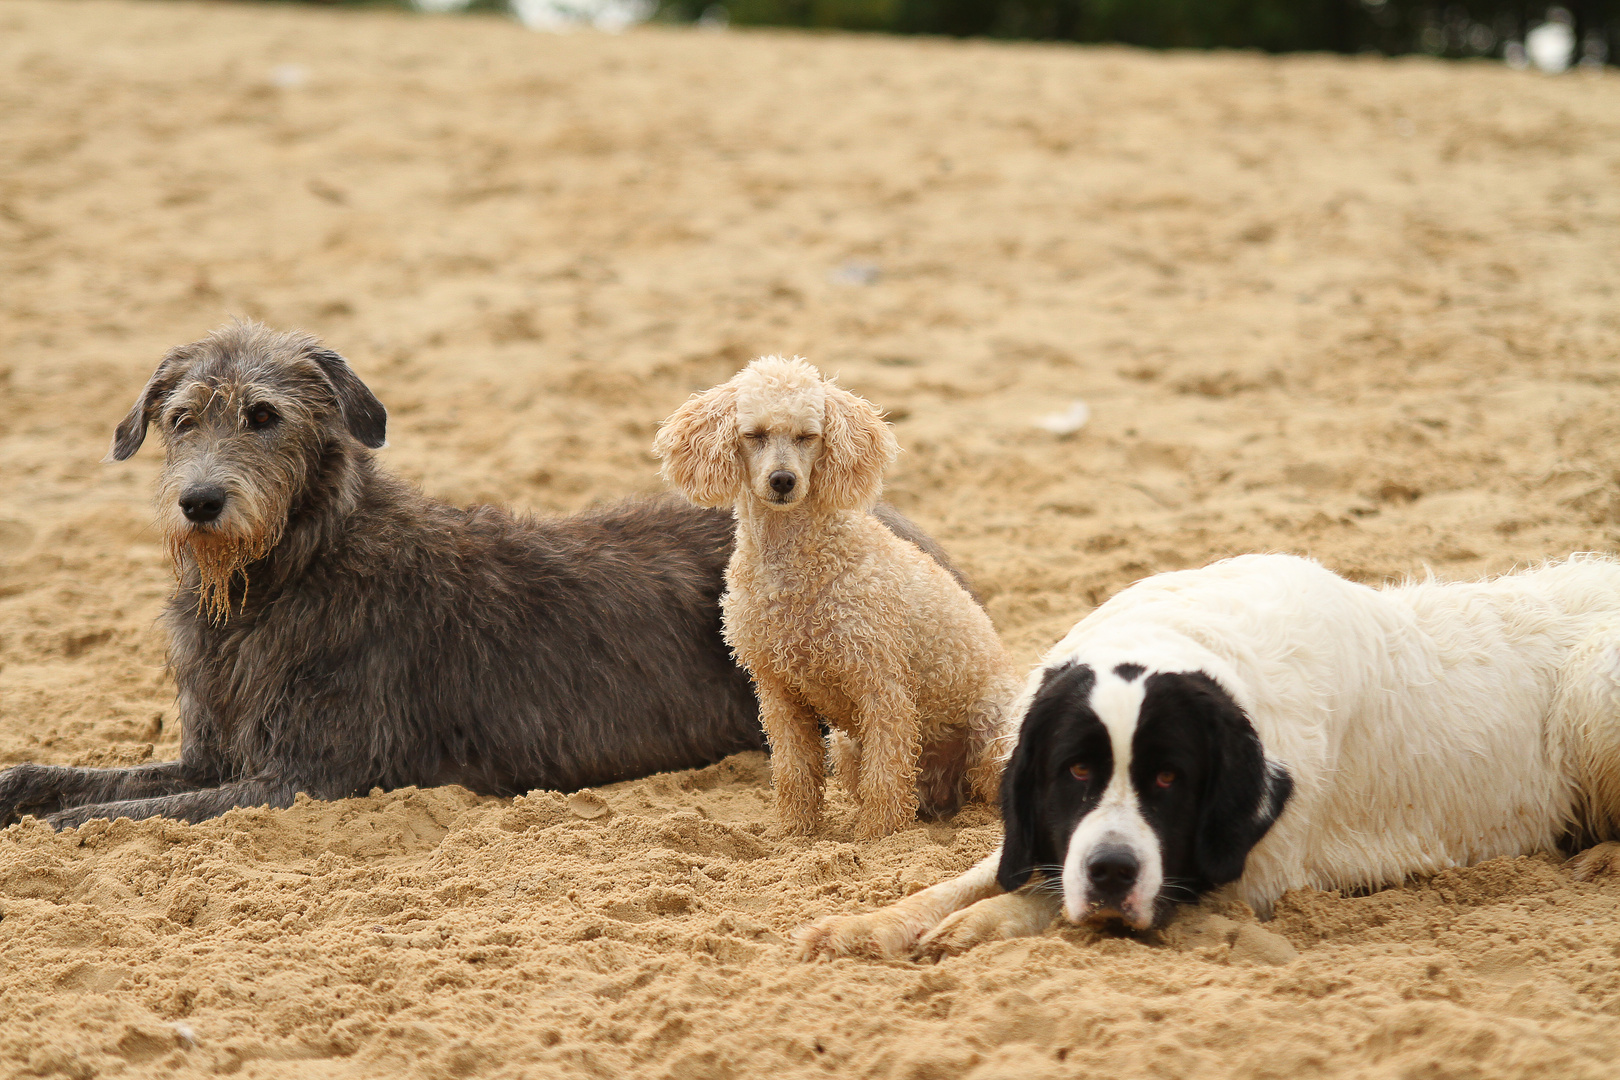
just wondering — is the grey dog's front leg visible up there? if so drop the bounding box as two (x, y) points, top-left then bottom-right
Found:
(44, 779), (296, 830)
(0, 760), (204, 825)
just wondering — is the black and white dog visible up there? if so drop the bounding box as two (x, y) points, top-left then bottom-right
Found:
(997, 660), (1293, 930)
(797, 552), (1620, 960)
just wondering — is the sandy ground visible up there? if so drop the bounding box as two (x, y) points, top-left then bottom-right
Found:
(3, 1), (1620, 1076)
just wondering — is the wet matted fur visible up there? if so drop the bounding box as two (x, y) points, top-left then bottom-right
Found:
(0, 323), (781, 828)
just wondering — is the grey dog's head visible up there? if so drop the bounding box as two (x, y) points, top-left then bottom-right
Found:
(109, 321), (386, 619)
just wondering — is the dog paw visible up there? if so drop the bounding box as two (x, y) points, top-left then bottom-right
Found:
(777, 815), (821, 837)
(44, 805), (100, 831)
(0, 763), (52, 827)
(793, 908), (930, 961)
(853, 819), (904, 842)
(1568, 841), (1620, 881)
(915, 892), (1054, 962)
(772, 794), (823, 837)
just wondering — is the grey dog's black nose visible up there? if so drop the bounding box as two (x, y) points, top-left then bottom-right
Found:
(769, 470), (796, 496)
(179, 486), (227, 524)
(1086, 846), (1139, 894)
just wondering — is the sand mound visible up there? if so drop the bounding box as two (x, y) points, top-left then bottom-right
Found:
(2, 1), (1620, 1075)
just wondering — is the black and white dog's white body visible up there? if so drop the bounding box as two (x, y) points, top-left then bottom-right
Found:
(796, 552), (1620, 960)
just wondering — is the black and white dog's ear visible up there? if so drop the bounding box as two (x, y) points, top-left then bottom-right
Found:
(996, 662), (1094, 893)
(310, 348), (388, 449)
(107, 349), (190, 461)
(996, 729), (1045, 892)
(1194, 686), (1292, 886)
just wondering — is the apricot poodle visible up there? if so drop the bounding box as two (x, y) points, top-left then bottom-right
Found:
(654, 356), (1022, 838)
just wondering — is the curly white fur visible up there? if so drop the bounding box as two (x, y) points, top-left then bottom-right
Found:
(655, 357), (1021, 838)
(796, 552), (1620, 958)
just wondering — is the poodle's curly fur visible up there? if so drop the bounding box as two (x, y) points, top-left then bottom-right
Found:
(655, 356), (1022, 839)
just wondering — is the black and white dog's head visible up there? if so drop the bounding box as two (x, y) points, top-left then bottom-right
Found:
(997, 661), (1293, 929)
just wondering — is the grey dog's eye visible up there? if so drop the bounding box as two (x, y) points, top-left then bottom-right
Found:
(171, 413), (194, 432)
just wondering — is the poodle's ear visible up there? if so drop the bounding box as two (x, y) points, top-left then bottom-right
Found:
(654, 382), (745, 507)
(815, 383), (897, 511)
(106, 348), (191, 461)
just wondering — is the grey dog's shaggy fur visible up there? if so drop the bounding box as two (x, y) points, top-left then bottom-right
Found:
(0, 323), (964, 830)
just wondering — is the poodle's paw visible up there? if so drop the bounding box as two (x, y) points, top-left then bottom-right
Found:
(1568, 841), (1620, 881)
(793, 906), (932, 961)
(772, 792), (824, 836)
(778, 815), (821, 837)
(915, 893), (1057, 962)
(854, 817), (904, 842)
(851, 797), (915, 841)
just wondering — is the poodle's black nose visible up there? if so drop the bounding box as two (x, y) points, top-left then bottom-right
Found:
(769, 470), (797, 496)
(179, 486), (227, 523)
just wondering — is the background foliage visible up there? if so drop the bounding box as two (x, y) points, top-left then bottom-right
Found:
(653, 1), (1619, 60)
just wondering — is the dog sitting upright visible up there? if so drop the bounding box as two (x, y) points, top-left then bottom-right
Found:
(655, 357), (1021, 839)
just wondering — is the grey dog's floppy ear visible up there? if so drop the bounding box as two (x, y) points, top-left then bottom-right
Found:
(309, 348), (388, 449)
(107, 349), (191, 461)
(815, 382), (897, 511)
(654, 382), (744, 508)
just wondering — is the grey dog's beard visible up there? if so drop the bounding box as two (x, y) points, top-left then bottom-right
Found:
(170, 525), (281, 624)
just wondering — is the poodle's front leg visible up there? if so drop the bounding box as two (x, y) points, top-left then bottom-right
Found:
(755, 673), (826, 834)
(853, 682), (921, 839)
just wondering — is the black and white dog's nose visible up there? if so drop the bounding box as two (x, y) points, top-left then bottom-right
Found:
(1086, 845), (1140, 894)
(179, 486), (227, 523)
(769, 470), (796, 496)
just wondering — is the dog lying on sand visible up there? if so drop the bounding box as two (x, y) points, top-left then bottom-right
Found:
(798, 553), (1620, 960)
(656, 356), (1020, 838)
(0, 323), (962, 830)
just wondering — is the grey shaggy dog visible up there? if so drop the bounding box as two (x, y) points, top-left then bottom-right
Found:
(0, 322), (964, 830)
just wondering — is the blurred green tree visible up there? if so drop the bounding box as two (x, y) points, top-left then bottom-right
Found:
(655, 0), (1618, 64)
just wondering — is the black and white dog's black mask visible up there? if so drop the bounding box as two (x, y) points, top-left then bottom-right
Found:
(997, 662), (1293, 928)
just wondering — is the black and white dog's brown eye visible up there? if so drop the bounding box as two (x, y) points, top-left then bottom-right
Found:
(1069, 763), (1091, 782)
(247, 404), (278, 430)
(1155, 770), (1175, 789)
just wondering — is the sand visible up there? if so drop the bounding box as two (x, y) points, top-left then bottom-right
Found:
(2, 1), (1620, 1076)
